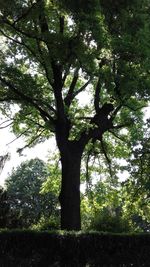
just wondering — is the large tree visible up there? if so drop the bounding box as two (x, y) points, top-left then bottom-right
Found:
(0, 0), (150, 230)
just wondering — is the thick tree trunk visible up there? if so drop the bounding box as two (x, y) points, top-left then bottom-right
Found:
(59, 145), (82, 230)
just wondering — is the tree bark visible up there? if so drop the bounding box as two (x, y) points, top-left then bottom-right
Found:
(59, 143), (82, 230)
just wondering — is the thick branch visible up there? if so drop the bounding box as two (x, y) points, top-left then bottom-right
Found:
(79, 119), (113, 149)
(78, 103), (114, 148)
(36, 40), (54, 87)
(38, 1), (49, 34)
(36, 100), (56, 115)
(50, 61), (66, 123)
(59, 16), (65, 34)
(64, 67), (79, 107)
(91, 103), (114, 126)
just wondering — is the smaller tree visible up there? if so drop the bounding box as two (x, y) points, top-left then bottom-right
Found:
(0, 186), (9, 228)
(0, 153), (10, 173)
(5, 158), (59, 228)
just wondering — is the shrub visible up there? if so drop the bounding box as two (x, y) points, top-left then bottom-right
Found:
(32, 216), (60, 231)
(0, 230), (150, 266)
(90, 207), (132, 233)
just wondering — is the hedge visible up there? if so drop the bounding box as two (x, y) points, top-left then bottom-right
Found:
(0, 230), (150, 266)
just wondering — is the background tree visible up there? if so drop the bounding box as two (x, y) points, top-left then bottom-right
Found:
(80, 122), (150, 232)
(0, 0), (150, 230)
(121, 123), (150, 232)
(0, 153), (10, 174)
(0, 186), (10, 228)
(5, 158), (59, 228)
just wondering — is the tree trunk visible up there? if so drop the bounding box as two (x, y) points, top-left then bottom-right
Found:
(59, 144), (82, 230)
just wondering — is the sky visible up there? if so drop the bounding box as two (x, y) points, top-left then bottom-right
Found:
(0, 125), (56, 186)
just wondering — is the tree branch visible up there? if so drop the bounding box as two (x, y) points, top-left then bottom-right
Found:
(111, 104), (122, 121)
(59, 16), (65, 34)
(79, 104), (114, 147)
(62, 64), (72, 86)
(36, 100), (56, 115)
(0, 121), (13, 129)
(0, 76), (55, 125)
(0, 96), (20, 102)
(6, 129), (30, 146)
(75, 116), (92, 121)
(0, 29), (44, 68)
(94, 76), (101, 113)
(51, 60), (67, 123)
(64, 67), (79, 106)
(123, 103), (147, 112)
(73, 78), (92, 98)
(0, 28), (56, 94)
(0, 119), (12, 126)
(16, 128), (46, 155)
(1, 18), (43, 41)
(1, 11), (54, 90)
(100, 139), (113, 178)
(112, 123), (132, 129)
(36, 40), (54, 87)
(109, 129), (128, 143)
(12, 1), (40, 25)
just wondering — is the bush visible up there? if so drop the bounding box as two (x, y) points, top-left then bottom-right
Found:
(32, 216), (60, 231)
(89, 207), (132, 233)
(0, 230), (149, 266)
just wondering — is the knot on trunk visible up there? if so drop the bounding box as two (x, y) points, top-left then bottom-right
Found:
(92, 103), (114, 128)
